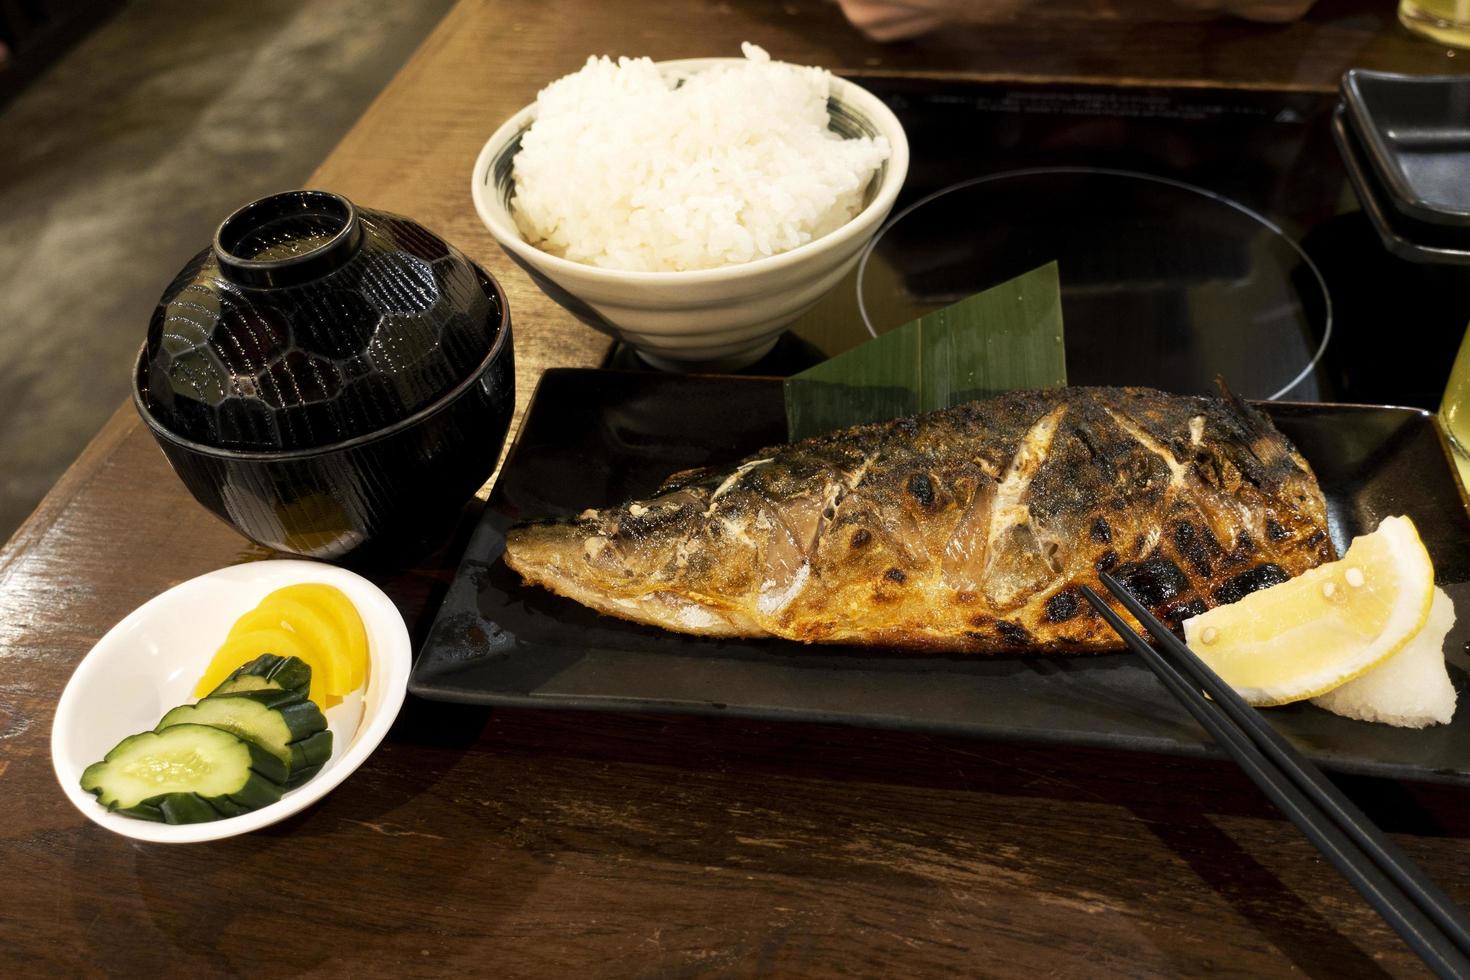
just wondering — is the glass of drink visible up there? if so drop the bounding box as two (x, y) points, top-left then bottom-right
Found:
(1440, 323), (1470, 492)
(1400, 0), (1470, 48)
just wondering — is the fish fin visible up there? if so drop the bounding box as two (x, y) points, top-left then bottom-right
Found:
(1214, 376), (1274, 465)
(1215, 376), (1269, 437)
(660, 466), (718, 492)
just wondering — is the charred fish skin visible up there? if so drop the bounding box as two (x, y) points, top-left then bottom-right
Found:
(504, 386), (1335, 653)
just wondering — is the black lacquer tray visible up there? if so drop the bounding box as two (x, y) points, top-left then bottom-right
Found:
(410, 369), (1470, 784)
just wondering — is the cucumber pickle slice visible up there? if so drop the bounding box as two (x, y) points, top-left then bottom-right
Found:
(209, 654), (312, 700)
(80, 724), (283, 824)
(81, 655), (335, 825)
(156, 695), (331, 785)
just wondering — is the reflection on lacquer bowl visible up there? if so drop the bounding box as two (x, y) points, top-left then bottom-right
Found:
(132, 190), (516, 561)
(470, 59), (909, 371)
(50, 560), (411, 844)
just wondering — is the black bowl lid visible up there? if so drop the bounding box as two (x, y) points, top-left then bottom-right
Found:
(139, 190), (505, 451)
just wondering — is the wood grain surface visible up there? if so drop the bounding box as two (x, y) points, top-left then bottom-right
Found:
(3, 1), (1469, 976)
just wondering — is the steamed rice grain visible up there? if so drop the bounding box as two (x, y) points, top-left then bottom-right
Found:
(510, 44), (891, 273)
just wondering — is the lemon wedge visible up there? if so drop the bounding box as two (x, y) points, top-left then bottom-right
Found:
(1181, 515), (1435, 706)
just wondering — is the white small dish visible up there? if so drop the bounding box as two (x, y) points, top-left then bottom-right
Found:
(51, 560), (411, 843)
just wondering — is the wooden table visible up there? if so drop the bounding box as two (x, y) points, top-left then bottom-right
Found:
(5, 1), (1469, 975)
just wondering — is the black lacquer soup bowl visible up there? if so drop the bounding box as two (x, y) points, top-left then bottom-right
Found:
(133, 190), (515, 560)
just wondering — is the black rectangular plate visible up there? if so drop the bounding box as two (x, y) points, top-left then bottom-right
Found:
(411, 369), (1470, 784)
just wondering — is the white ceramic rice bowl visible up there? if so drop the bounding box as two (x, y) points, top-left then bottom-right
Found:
(470, 58), (910, 370)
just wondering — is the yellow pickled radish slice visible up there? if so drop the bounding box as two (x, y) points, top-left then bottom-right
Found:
(193, 628), (336, 706)
(229, 597), (354, 697)
(259, 584), (369, 690)
(1181, 515), (1435, 706)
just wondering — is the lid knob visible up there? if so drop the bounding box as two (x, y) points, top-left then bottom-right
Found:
(214, 190), (364, 288)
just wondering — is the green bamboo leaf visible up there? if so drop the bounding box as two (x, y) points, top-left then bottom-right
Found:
(784, 262), (1067, 441)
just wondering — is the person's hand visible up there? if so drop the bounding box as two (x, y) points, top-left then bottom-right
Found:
(834, 0), (1320, 42)
(1172, 0), (1318, 22)
(835, 0), (1015, 42)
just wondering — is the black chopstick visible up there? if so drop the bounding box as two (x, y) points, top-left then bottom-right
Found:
(1094, 571), (1470, 954)
(1081, 578), (1470, 980)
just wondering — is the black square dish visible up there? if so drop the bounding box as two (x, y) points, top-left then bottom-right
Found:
(411, 369), (1470, 784)
(1341, 69), (1470, 230)
(1332, 105), (1470, 266)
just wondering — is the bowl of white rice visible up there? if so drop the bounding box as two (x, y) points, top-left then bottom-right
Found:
(470, 45), (908, 370)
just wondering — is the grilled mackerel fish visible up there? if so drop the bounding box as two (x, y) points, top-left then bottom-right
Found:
(504, 386), (1334, 652)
